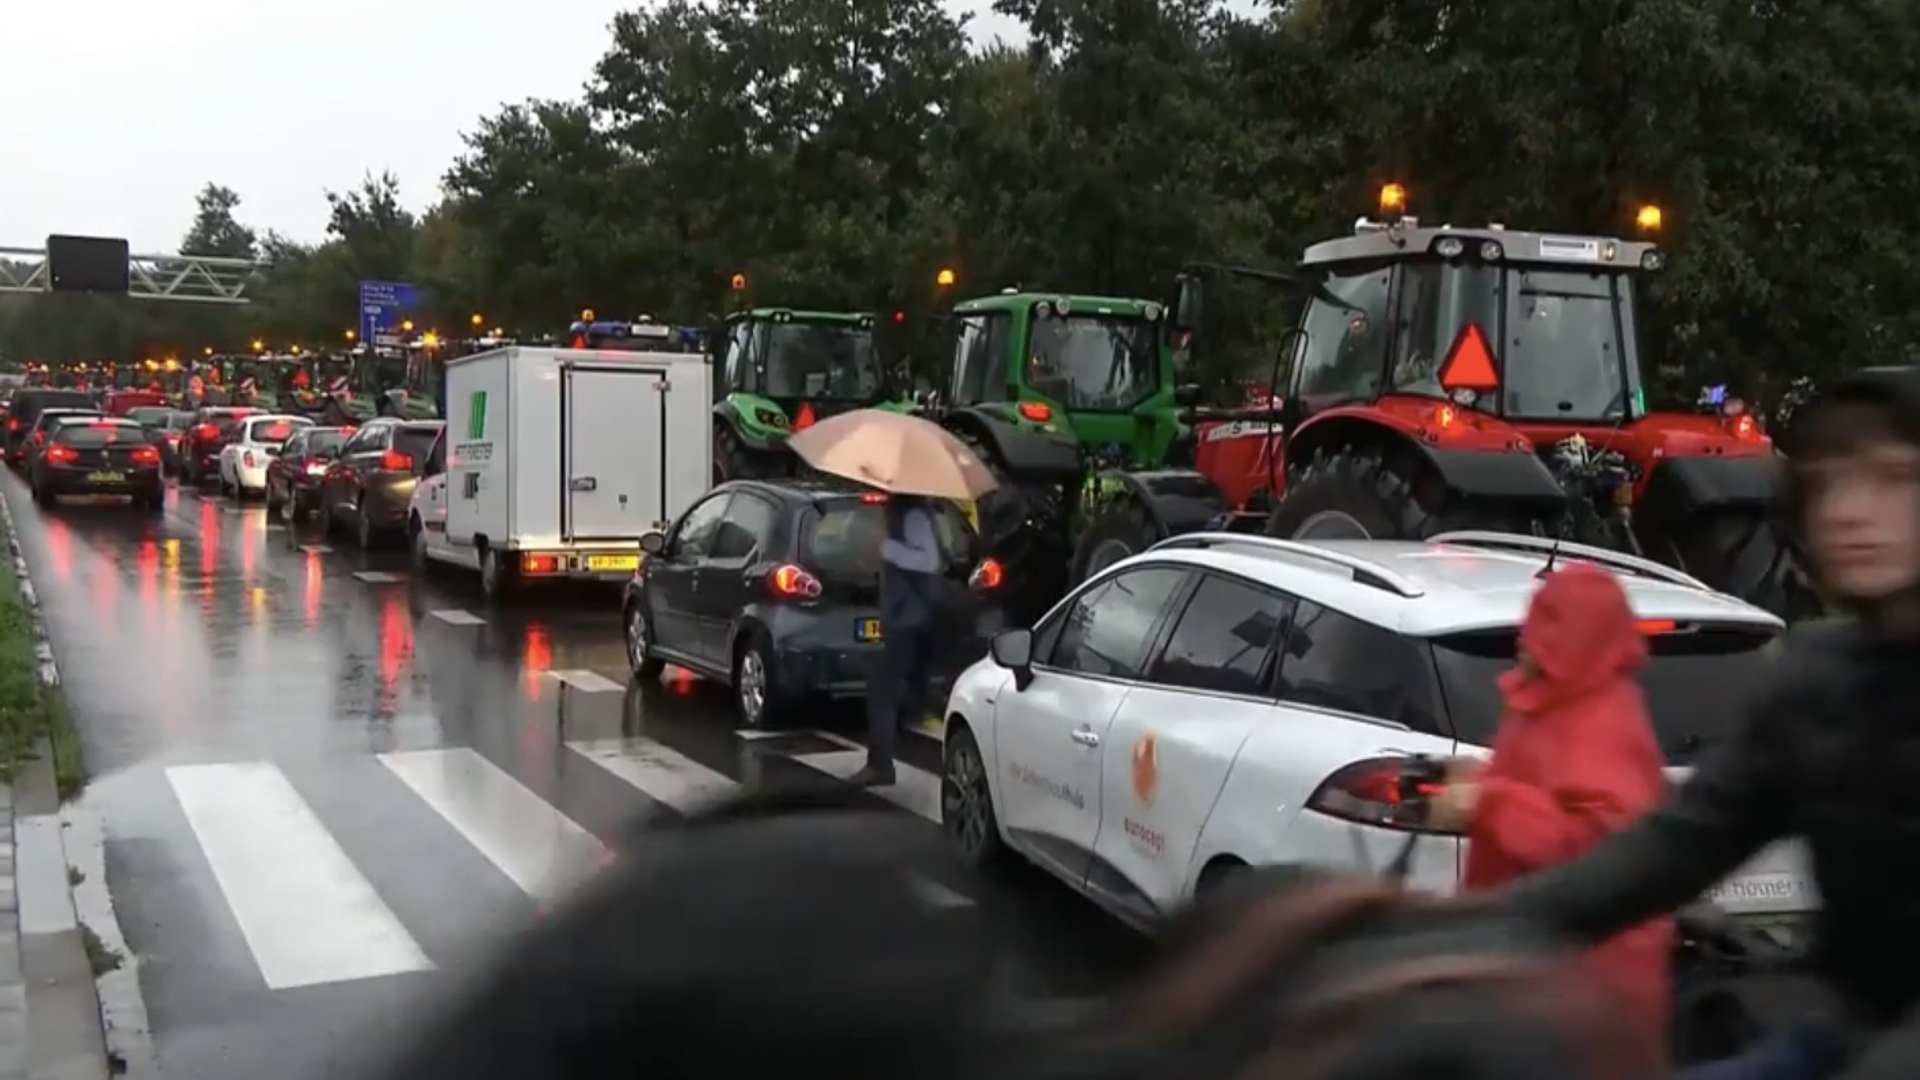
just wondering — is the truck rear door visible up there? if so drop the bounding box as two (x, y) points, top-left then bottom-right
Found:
(561, 363), (665, 541)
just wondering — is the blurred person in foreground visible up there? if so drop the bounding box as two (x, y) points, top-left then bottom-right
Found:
(1425, 562), (1674, 1067)
(1479, 368), (1920, 1080)
(852, 492), (942, 787)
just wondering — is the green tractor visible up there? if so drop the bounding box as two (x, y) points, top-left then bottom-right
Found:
(924, 290), (1194, 623)
(348, 349), (442, 421)
(709, 308), (914, 482)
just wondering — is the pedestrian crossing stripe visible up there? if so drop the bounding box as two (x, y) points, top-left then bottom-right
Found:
(428, 609), (486, 626)
(352, 571), (405, 583)
(159, 732), (973, 993)
(544, 669), (624, 693)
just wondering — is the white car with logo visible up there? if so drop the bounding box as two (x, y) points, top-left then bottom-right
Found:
(217, 414), (312, 500)
(939, 531), (1809, 931)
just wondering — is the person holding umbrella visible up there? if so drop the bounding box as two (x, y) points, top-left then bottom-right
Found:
(788, 409), (1000, 787)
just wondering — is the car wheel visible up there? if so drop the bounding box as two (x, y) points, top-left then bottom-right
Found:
(625, 602), (666, 680)
(355, 494), (377, 549)
(731, 633), (781, 729)
(942, 725), (1009, 869)
(480, 548), (516, 603)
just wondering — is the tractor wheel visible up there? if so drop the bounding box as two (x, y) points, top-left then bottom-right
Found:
(1265, 446), (1503, 542)
(714, 425), (775, 482)
(1644, 510), (1823, 621)
(1071, 496), (1161, 581)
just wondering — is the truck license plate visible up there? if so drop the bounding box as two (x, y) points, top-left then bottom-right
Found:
(856, 618), (882, 642)
(587, 554), (639, 572)
(88, 471), (123, 484)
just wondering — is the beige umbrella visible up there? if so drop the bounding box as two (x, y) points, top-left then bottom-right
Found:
(787, 409), (999, 499)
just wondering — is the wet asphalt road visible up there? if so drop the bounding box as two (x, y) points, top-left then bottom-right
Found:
(0, 468), (1145, 1080)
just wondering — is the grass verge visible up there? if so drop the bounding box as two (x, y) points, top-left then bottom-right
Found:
(79, 924), (122, 977)
(0, 550), (85, 797)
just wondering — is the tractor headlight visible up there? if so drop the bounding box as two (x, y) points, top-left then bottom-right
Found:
(1641, 249), (1666, 272)
(1433, 236), (1465, 258)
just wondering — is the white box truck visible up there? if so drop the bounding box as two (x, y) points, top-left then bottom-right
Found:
(408, 345), (711, 598)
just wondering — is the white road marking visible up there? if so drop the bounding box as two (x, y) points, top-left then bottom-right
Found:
(299, 544), (332, 554)
(378, 748), (604, 903)
(569, 737), (737, 814)
(788, 748), (943, 824)
(428, 609), (486, 626)
(733, 729), (792, 740)
(545, 669), (624, 693)
(352, 571), (406, 583)
(166, 762), (431, 990)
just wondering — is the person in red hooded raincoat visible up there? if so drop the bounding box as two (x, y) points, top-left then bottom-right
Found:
(1425, 562), (1674, 1064)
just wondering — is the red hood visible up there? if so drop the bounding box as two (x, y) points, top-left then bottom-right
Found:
(1500, 563), (1646, 715)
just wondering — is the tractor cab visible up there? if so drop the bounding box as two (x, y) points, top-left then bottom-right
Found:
(709, 308), (896, 479)
(940, 291), (1176, 469)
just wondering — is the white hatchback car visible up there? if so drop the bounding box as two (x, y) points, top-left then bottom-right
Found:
(217, 414), (312, 500)
(940, 531), (1804, 931)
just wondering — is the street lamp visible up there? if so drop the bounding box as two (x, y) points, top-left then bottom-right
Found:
(401, 320), (415, 334)
(343, 329), (357, 343)
(936, 268), (957, 287)
(470, 313), (484, 328)
(422, 332), (441, 349)
(250, 339), (265, 353)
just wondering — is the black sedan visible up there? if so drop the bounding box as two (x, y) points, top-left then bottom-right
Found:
(623, 478), (1002, 728)
(265, 425), (351, 519)
(29, 416), (165, 511)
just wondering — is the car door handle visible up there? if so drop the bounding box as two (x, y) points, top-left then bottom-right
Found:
(1070, 727), (1101, 747)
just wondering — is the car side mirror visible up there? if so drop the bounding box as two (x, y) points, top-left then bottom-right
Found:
(1168, 273), (1203, 334)
(989, 629), (1034, 690)
(639, 531), (667, 556)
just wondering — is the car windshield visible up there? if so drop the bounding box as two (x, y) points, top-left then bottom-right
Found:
(1500, 269), (1631, 420)
(762, 322), (881, 400)
(127, 407), (172, 426)
(1429, 625), (1778, 762)
(304, 431), (347, 455)
(1024, 312), (1158, 410)
(57, 421), (143, 448)
(23, 392), (95, 414)
(802, 498), (973, 575)
(247, 418), (308, 446)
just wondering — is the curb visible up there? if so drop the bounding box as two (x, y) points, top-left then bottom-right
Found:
(0, 492), (159, 1079)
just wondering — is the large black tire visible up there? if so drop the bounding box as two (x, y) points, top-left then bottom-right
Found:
(1070, 496), (1163, 582)
(713, 424), (785, 482)
(1266, 446), (1501, 541)
(954, 428), (1071, 623)
(941, 725), (1010, 871)
(1642, 510), (1823, 621)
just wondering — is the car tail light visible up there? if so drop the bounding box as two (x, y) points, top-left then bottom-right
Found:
(130, 446), (160, 466)
(860, 491), (887, 504)
(968, 557), (1004, 590)
(165, 433), (180, 445)
(44, 445), (78, 465)
(769, 564), (823, 599)
(243, 451), (257, 468)
(6, 418), (16, 432)
(522, 553), (559, 574)
(194, 423), (218, 441)
(31, 431), (45, 446)
(1303, 756), (1461, 835)
(381, 450), (413, 471)
(306, 462), (328, 476)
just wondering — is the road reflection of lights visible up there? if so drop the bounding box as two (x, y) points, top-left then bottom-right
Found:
(241, 521), (255, 583)
(671, 668), (697, 696)
(379, 591), (413, 712)
(303, 552), (323, 626)
(45, 520), (71, 582)
(524, 625), (552, 702)
(198, 500), (218, 578)
(91, 554), (117, 621)
(137, 540), (158, 627)
(250, 586), (268, 629)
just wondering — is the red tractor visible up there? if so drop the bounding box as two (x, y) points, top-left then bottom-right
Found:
(1072, 188), (1812, 619)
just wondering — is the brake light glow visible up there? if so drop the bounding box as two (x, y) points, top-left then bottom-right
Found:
(1634, 619), (1678, 635)
(1728, 414), (1758, 439)
(31, 431), (45, 446)
(306, 462), (328, 476)
(44, 445), (77, 465)
(968, 558), (1004, 590)
(6, 419), (16, 432)
(244, 451), (256, 468)
(1017, 401), (1052, 423)
(1303, 757), (1462, 835)
(860, 492), (887, 504)
(130, 446), (160, 466)
(522, 553), (559, 574)
(381, 450), (413, 470)
(769, 564), (823, 599)
(194, 423), (219, 441)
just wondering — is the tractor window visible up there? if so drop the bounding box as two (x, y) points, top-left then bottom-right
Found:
(762, 322), (881, 401)
(1501, 269), (1630, 421)
(1391, 260), (1502, 405)
(723, 319), (754, 391)
(1025, 312), (1158, 411)
(950, 313), (1011, 404)
(1293, 266), (1392, 408)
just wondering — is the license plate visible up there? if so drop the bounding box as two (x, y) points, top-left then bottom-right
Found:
(856, 618), (882, 642)
(586, 554), (639, 572)
(88, 471), (123, 483)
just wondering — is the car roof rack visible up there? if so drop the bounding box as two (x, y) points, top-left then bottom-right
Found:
(1149, 533), (1425, 598)
(1425, 531), (1711, 592)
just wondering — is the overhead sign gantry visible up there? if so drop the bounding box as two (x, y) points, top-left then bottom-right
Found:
(0, 234), (265, 304)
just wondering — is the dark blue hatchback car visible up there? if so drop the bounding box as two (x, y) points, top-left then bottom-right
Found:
(623, 478), (1003, 728)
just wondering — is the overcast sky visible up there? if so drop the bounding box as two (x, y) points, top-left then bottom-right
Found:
(0, 0), (1024, 254)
